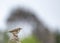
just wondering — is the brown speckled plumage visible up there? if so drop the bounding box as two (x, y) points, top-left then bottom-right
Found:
(8, 28), (21, 43)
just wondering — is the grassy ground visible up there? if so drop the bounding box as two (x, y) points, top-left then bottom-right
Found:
(21, 35), (41, 43)
(3, 32), (41, 43)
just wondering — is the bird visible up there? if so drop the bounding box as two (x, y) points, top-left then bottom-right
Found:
(8, 27), (22, 43)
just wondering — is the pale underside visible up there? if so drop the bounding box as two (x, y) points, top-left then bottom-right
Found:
(8, 39), (21, 43)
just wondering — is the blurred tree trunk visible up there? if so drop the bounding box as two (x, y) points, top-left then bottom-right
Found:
(6, 7), (55, 43)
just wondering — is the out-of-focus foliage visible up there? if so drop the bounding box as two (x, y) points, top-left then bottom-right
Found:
(3, 32), (9, 43)
(55, 30), (60, 43)
(21, 35), (41, 43)
(0, 31), (3, 43)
